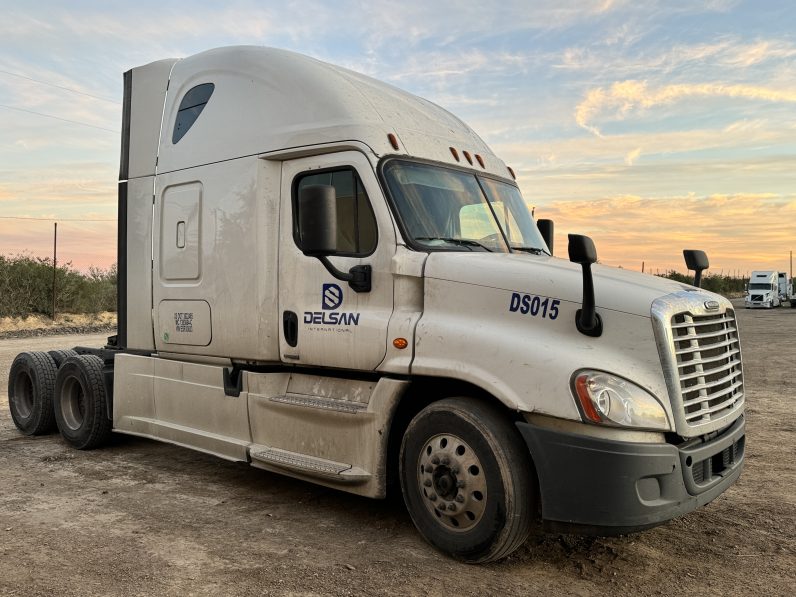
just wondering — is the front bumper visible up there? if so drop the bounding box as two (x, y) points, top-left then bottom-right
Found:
(516, 415), (745, 533)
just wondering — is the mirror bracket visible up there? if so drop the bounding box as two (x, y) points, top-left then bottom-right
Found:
(317, 256), (372, 293)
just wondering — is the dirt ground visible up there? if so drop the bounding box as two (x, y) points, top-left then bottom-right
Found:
(0, 302), (793, 596)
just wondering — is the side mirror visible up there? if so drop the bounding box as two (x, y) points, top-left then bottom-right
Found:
(683, 249), (709, 288)
(297, 184), (371, 293)
(298, 185), (338, 256)
(568, 234), (597, 265)
(568, 234), (602, 337)
(537, 219), (554, 255)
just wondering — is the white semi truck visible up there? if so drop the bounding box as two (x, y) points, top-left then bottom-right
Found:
(6, 47), (746, 563)
(777, 272), (793, 305)
(745, 271), (780, 308)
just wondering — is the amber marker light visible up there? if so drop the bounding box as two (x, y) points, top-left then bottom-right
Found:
(574, 373), (602, 424)
(475, 154), (485, 168)
(393, 338), (409, 350)
(450, 147), (460, 161)
(463, 150), (473, 165)
(507, 166), (516, 180)
(388, 133), (400, 150)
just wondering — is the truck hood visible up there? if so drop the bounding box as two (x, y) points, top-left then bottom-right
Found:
(423, 252), (700, 318)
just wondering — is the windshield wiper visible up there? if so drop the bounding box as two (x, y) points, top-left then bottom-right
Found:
(416, 237), (493, 252)
(511, 246), (549, 255)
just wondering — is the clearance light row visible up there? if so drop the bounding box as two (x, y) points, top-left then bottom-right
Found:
(449, 146), (516, 180)
(385, 133), (516, 180)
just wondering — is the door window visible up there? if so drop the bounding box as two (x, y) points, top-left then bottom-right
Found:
(293, 168), (378, 257)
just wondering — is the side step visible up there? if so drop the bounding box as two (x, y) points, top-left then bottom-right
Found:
(249, 446), (371, 484)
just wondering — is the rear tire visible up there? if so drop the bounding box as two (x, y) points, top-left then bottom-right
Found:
(399, 397), (536, 563)
(7, 351), (58, 435)
(53, 355), (112, 450)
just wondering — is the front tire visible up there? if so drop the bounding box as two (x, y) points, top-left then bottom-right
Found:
(399, 397), (535, 563)
(53, 355), (112, 450)
(7, 351), (58, 435)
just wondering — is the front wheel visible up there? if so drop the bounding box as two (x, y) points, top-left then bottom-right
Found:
(399, 397), (536, 563)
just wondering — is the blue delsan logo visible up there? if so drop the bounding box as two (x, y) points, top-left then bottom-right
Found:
(304, 284), (361, 326)
(322, 283), (343, 310)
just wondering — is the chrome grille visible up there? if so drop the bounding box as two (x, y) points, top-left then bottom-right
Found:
(671, 310), (744, 426)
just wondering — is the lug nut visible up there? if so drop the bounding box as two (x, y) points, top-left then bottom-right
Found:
(456, 480), (465, 488)
(455, 494), (464, 503)
(447, 503), (457, 512)
(431, 456), (440, 465)
(441, 456), (450, 465)
(437, 503), (447, 511)
(451, 466), (459, 474)
(423, 479), (432, 487)
(429, 494), (437, 501)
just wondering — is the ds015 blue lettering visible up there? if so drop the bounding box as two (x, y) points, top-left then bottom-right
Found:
(509, 293), (560, 320)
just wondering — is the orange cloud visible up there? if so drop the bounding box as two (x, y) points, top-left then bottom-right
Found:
(576, 80), (796, 135)
(539, 193), (795, 274)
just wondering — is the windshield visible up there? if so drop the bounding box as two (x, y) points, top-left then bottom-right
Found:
(383, 160), (549, 254)
(749, 283), (773, 290)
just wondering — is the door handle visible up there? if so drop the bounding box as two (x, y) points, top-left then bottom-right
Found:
(283, 311), (298, 347)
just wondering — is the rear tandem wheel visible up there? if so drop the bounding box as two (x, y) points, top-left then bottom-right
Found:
(53, 355), (112, 450)
(7, 351), (59, 435)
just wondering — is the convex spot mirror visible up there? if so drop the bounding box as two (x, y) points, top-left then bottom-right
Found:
(683, 249), (709, 288)
(298, 184), (338, 256)
(683, 249), (709, 272)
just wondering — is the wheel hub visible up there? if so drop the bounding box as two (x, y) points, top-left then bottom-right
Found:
(417, 434), (487, 531)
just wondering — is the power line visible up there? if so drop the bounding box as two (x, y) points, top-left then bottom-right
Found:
(0, 215), (116, 222)
(0, 68), (119, 104)
(0, 103), (118, 133)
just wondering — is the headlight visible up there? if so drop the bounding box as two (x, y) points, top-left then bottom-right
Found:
(572, 370), (670, 431)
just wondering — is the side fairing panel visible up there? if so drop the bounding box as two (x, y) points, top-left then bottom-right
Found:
(125, 176), (155, 351)
(127, 59), (176, 180)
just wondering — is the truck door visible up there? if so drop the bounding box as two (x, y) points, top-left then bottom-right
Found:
(278, 151), (396, 370)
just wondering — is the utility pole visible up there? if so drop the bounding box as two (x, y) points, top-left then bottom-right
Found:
(52, 222), (57, 321)
(641, 261), (645, 273)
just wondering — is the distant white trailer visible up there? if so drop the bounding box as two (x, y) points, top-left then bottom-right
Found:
(745, 271), (779, 308)
(777, 272), (793, 305)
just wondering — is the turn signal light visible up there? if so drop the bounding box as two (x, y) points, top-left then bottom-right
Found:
(393, 338), (408, 350)
(463, 150), (473, 165)
(574, 374), (602, 423)
(507, 166), (516, 179)
(450, 147), (460, 161)
(388, 133), (400, 150)
(475, 154), (485, 168)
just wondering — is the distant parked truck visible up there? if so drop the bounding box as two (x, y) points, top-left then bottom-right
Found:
(745, 271), (780, 308)
(777, 272), (793, 305)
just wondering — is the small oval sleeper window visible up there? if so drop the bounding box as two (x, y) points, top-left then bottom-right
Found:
(172, 83), (214, 144)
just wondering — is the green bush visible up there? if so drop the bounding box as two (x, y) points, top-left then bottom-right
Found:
(0, 253), (116, 317)
(656, 270), (747, 296)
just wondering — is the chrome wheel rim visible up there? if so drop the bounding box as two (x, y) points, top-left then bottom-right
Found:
(416, 433), (487, 532)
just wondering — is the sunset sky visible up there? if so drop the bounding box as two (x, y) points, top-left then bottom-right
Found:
(1, 0), (794, 275)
